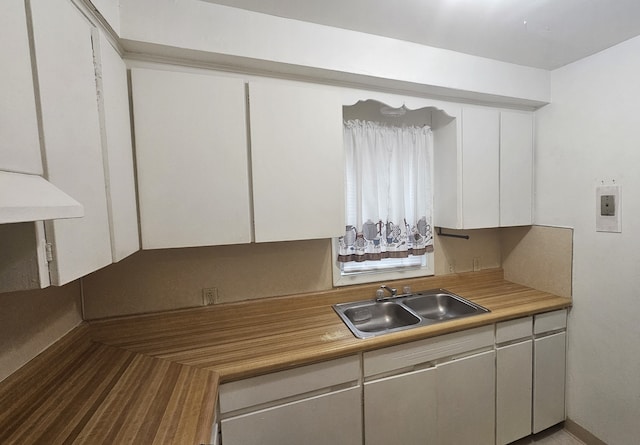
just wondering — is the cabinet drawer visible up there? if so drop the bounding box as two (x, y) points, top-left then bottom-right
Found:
(364, 325), (493, 377)
(534, 309), (567, 335)
(496, 316), (532, 344)
(219, 355), (359, 413)
(221, 386), (362, 445)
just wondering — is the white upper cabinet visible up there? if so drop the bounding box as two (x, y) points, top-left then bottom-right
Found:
(132, 73), (345, 248)
(94, 33), (140, 261)
(500, 110), (533, 226)
(434, 106), (533, 229)
(1, 1), (139, 290)
(0, 0), (42, 175)
(131, 68), (252, 249)
(249, 81), (345, 242)
(31, 0), (112, 285)
(461, 107), (500, 228)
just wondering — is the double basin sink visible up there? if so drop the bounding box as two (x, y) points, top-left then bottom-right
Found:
(333, 289), (490, 339)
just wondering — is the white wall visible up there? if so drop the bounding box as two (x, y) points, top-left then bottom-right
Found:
(119, 0), (549, 106)
(535, 35), (640, 444)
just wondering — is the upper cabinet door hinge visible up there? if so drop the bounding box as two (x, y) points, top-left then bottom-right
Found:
(45, 243), (54, 262)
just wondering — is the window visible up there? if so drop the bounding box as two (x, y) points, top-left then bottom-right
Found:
(333, 104), (435, 286)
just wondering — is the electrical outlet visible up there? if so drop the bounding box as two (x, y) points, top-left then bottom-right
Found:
(473, 257), (481, 272)
(202, 287), (218, 306)
(448, 261), (456, 273)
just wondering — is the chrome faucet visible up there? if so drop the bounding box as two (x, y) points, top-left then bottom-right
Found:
(376, 285), (397, 301)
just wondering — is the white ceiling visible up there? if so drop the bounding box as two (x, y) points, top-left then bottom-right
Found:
(202, 0), (640, 70)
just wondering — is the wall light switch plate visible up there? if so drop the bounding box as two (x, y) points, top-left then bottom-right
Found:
(596, 184), (621, 232)
(600, 195), (615, 216)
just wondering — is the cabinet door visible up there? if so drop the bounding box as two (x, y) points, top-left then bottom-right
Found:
(497, 340), (533, 444)
(437, 350), (496, 445)
(0, 0), (42, 175)
(364, 367), (437, 445)
(94, 33), (139, 261)
(132, 68), (251, 249)
(533, 332), (566, 433)
(249, 81), (345, 242)
(500, 111), (533, 226)
(432, 109), (461, 230)
(461, 107), (500, 228)
(31, 0), (112, 285)
(221, 386), (362, 445)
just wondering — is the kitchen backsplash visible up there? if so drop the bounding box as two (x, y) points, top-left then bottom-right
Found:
(80, 226), (572, 319)
(0, 281), (81, 382)
(501, 225), (573, 298)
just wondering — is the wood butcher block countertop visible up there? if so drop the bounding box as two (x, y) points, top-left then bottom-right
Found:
(0, 324), (218, 445)
(90, 268), (571, 382)
(1, 269), (571, 444)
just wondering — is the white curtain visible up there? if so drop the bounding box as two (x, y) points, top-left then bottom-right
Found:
(338, 119), (434, 263)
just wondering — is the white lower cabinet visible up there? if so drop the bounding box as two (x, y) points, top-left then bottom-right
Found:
(533, 331), (567, 433)
(437, 350), (496, 445)
(495, 310), (567, 442)
(363, 326), (495, 445)
(219, 355), (361, 445)
(221, 387), (361, 445)
(533, 310), (568, 433)
(364, 367), (437, 445)
(497, 341), (533, 443)
(217, 312), (567, 445)
(496, 317), (534, 445)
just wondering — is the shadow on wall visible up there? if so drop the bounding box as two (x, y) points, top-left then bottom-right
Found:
(0, 281), (82, 382)
(434, 228), (502, 275)
(81, 239), (334, 319)
(434, 224), (573, 298)
(79, 225), (572, 320)
(500, 225), (573, 298)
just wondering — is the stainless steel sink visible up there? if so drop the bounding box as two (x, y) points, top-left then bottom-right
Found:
(403, 291), (488, 321)
(333, 288), (489, 339)
(341, 301), (420, 334)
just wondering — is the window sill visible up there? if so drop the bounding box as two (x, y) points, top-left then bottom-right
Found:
(331, 239), (434, 286)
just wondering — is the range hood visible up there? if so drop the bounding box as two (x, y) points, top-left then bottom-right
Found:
(0, 171), (83, 223)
